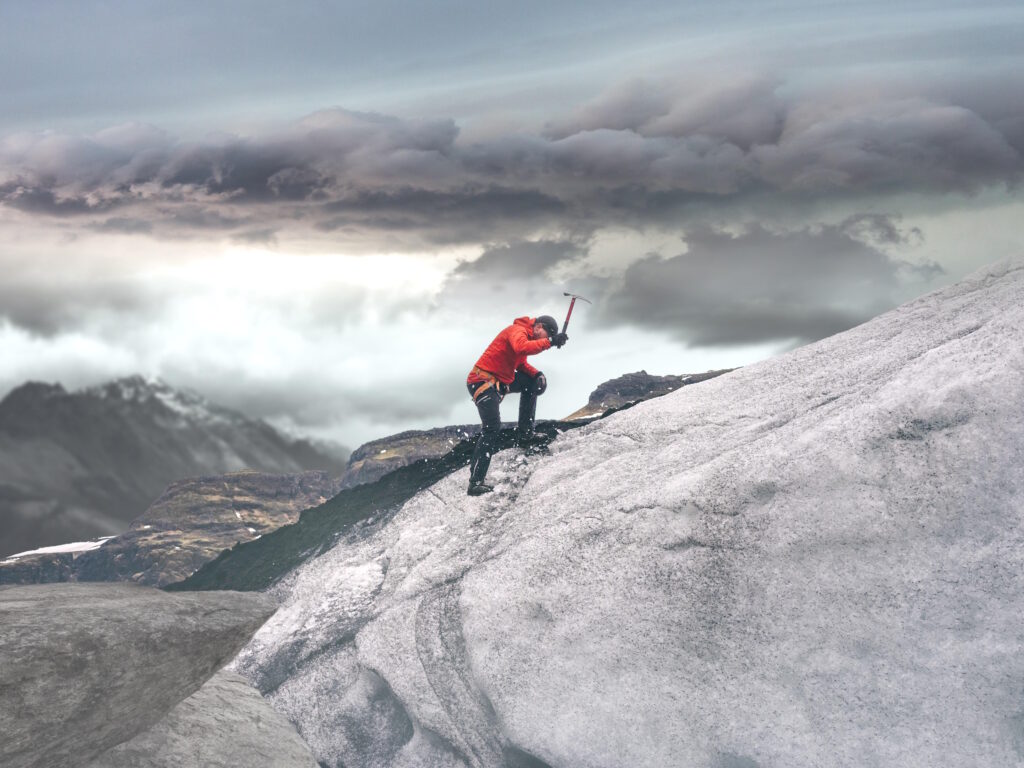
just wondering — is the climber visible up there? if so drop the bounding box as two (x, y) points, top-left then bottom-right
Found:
(465, 315), (568, 496)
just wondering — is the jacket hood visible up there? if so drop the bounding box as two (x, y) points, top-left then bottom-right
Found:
(513, 316), (536, 333)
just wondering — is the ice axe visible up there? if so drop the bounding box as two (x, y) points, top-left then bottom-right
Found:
(561, 292), (592, 335)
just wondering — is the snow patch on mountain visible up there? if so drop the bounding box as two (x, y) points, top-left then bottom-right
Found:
(87, 375), (231, 425)
(233, 260), (1024, 768)
(2, 536), (115, 562)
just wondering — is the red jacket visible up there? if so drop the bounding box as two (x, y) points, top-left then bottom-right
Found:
(468, 316), (551, 384)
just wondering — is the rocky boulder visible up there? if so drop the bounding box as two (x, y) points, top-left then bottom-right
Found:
(89, 669), (318, 768)
(564, 368), (734, 420)
(0, 583), (276, 768)
(339, 425), (481, 489)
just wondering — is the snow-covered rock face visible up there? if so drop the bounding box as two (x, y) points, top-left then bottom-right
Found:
(234, 261), (1024, 768)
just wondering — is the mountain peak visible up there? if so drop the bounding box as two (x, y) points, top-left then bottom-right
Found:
(0, 381), (68, 408)
(84, 376), (216, 420)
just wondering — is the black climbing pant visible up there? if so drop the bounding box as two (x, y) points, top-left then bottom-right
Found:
(467, 370), (542, 485)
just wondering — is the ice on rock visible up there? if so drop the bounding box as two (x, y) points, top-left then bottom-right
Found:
(233, 260), (1024, 768)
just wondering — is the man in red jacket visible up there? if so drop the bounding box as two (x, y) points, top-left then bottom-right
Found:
(465, 314), (568, 496)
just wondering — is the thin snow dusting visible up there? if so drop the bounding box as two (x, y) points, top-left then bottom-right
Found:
(87, 375), (231, 424)
(233, 260), (1024, 768)
(2, 536), (115, 562)
(150, 382), (222, 423)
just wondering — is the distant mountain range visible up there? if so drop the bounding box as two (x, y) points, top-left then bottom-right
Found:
(0, 376), (349, 558)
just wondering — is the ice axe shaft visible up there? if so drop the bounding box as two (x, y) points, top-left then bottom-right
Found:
(561, 292), (592, 334)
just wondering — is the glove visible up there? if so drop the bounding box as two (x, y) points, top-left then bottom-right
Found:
(533, 372), (547, 395)
(549, 332), (568, 349)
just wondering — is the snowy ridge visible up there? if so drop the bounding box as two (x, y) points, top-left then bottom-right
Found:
(234, 260), (1024, 768)
(86, 375), (230, 424)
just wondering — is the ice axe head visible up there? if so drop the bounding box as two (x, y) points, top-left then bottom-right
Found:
(561, 292), (592, 334)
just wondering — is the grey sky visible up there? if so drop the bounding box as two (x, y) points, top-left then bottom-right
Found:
(3, 1), (1021, 131)
(1, 0), (1022, 446)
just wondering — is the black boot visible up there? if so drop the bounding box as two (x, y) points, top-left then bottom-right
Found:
(467, 480), (494, 496)
(514, 428), (549, 450)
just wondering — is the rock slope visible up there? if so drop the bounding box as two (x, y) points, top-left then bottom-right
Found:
(221, 260), (1024, 767)
(0, 376), (348, 557)
(0, 583), (276, 768)
(169, 419), (583, 593)
(340, 425), (481, 489)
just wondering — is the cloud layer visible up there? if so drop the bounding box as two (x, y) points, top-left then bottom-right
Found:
(1, 73), (1021, 249)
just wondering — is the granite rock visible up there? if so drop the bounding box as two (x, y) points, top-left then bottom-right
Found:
(0, 583), (276, 768)
(89, 670), (318, 768)
(563, 368), (734, 420)
(339, 425), (481, 489)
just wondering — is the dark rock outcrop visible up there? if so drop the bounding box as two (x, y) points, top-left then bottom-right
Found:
(0, 583), (276, 768)
(564, 369), (735, 420)
(0, 376), (348, 557)
(339, 425), (481, 489)
(88, 670), (319, 768)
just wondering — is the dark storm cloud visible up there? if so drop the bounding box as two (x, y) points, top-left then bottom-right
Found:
(752, 98), (1019, 192)
(925, 72), (1024, 158)
(598, 217), (943, 347)
(314, 185), (568, 245)
(1, 76), (1021, 244)
(431, 239), (609, 357)
(451, 240), (585, 282)
(543, 74), (787, 150)
(0, 182), (122, 217)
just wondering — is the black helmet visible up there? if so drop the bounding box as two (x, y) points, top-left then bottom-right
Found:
(535, 315), (559, 337)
